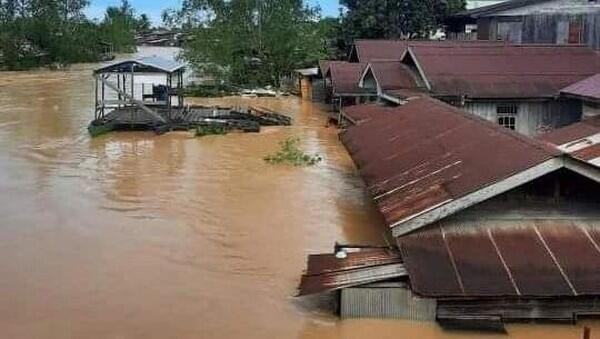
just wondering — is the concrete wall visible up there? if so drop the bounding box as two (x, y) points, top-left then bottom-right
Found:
(461, 99), (582, 136)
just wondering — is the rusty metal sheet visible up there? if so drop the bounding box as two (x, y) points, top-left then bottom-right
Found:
(399, 223), (600, 298)
(408, 44), (600, 99)
(491, 227), (574, 297)
(353, 40), (410, 62)
(397, 227), (464, 297)
(538, 116), (600, 168)
(369, 62), (418, 90)
(445, 230), (517, 296)
(353, 40), (505, 63)
(537, 222), (600, 295)
(305, 249), (402, 276)
(539, 117), (600, 146)
(341, 104), (394, 125)
(329, 62), (370, 95)
(341, 97), (559, 228)
(298, 263), (407, 296)
(561, 74), (600, 101)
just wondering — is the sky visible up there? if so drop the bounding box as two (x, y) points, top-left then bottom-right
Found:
(85, 0), (341, 25)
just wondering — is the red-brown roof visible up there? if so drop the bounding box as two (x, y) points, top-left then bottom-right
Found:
(352, 40), (410, 62)
(352, 40), (504, 63)
(398, 222), (600, 298)
(341, 104), (395, 125)
(407, 44), (600, 99)
(328, 62), (371, 95)
(539, 116), (600, 167)
(561, 74), (600, 102)
(318, 60), (332, 77)
(341, 97), (560, 229)
(297, 248), (406, 296)
(367, 62), (419, 91)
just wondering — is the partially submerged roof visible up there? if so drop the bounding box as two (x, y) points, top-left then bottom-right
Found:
(398, 221), (600, 298)
(297, 248), (406, 296)
(94, 55), (186, 74)
(341, 97), (568, 236)
(328, 62), (371, 95)
(341, 104), (395, 125)
(561, 74), (600, 102)
(360, 62), (419, 91)
(405, 44), (600, 99)
(539, 117), (600, 168)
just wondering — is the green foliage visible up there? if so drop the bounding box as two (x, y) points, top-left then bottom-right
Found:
(337, 0), (466, 54)
(0, 0), (152, 70)
(183, 84), (238, 97)
(165, 0), (335, 87)
(196, 124), (229, 137)
(264, 137), (322, 166)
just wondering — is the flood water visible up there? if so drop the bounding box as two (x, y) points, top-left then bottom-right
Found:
(0, 48), (598, 338)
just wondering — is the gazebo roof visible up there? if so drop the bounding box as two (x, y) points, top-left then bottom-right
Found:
(94, 56), (185, 74)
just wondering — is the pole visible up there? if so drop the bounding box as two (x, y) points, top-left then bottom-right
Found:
(94, 75), (98, 120)
(583, 327), (591, 339)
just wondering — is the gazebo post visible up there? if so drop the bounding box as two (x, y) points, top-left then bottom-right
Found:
(94, 74), (99, 120)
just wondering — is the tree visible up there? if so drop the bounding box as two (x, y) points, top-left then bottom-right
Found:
(338, 0), (466, 54)
(167, 0), (334, 87)
(0, 0), (139, 70)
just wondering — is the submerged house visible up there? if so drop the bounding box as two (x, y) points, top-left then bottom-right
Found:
(447, 0), (600, 49)
(373, 44), (600, 136)
(299, 97), (600, 329)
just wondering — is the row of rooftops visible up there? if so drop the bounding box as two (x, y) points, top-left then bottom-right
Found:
(299, 95), (600, 299)
(321, 40), (600, 101)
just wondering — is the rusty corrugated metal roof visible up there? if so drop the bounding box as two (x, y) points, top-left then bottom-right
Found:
(367, 62), (419, 91)
(328, 62), (371, 95)
(539, 116), (600, 168)
(561, 74), (600, 102)
(341, 104), (394, 125)
(352, 40), (505, 63)
(407, 44), (600, 99)
(353, 40), (410, 62)
(297, 249), (407, 296)
(341, 97), (559, 229)
(398, 221), (600, 298)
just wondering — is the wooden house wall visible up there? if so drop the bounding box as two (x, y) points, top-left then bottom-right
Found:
(476, 13), (600, 49)
(461, 99), (582, 136)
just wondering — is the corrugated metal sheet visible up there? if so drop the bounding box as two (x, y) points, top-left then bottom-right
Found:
(297, 249), (407, 296)
(341, 284), (436, 321)
(561, 74), (600, 101)
(95, 56), (185, 74)
(328, 62), (371, 95)
(352, 40), (505, 63)
(398, 221), (600, 298)
(368, 62), (418, 90)
(539, 116), (600, 167)
(353, 40), (410, 62)
(340, 97), (559, 229)
(341, 104), (395, 125)
(407, 44), (600, 99)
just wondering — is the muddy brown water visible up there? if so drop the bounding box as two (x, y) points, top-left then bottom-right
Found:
(0, 49), (598, 338)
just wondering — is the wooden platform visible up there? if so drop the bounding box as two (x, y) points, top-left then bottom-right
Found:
(88, 105), (292, 137)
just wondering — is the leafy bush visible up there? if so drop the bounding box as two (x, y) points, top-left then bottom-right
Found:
(264, 137), (322, 166)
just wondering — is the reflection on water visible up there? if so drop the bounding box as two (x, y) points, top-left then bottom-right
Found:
(0, 48), (597, 338)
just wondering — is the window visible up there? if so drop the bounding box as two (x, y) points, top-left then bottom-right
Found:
(497, 104), (518, 130)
